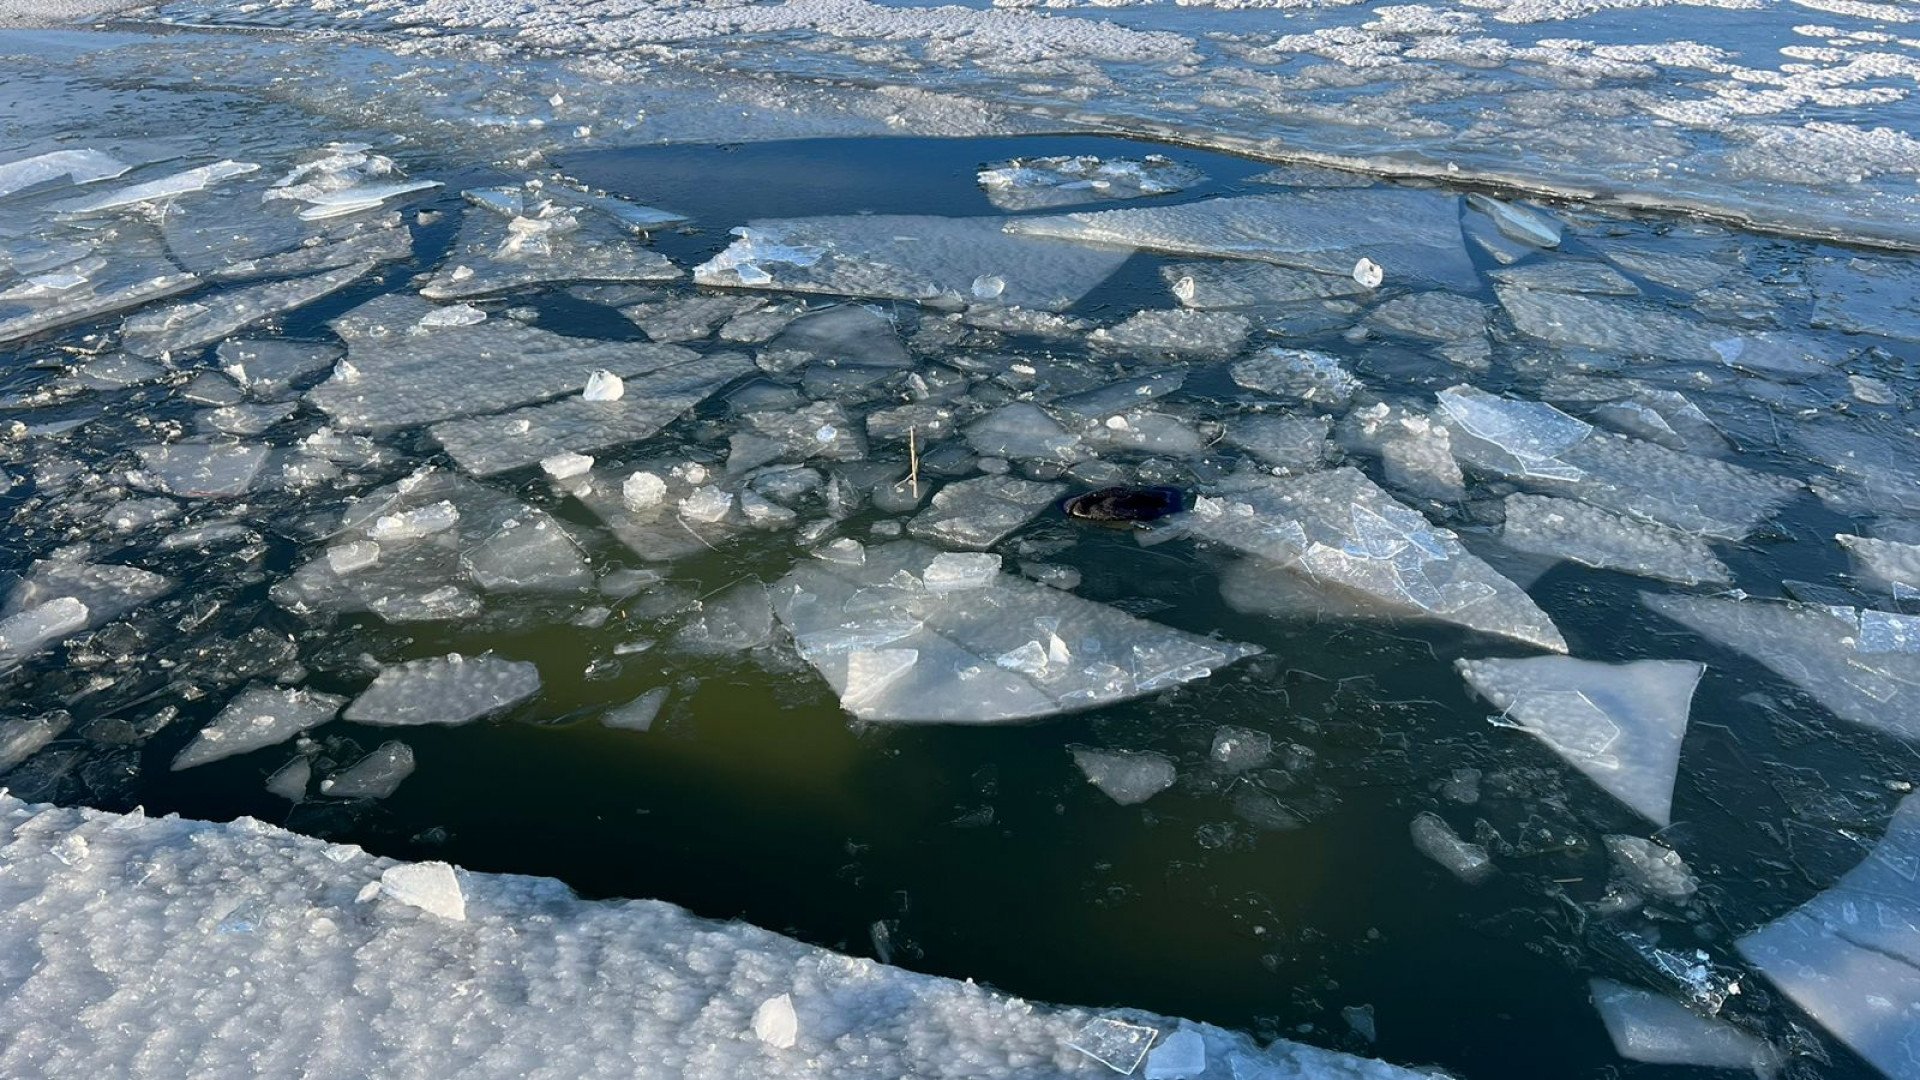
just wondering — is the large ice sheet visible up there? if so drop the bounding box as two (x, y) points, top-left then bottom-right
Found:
(1007, 190), (1476, 292)
(1437, 385), (1799, 540)
(432, 352), (753, 476)
(1184, 469), (1566, 652)
(1500, 494), (1732, 587)
(772, 541), (1258, 723)
(1644, 594), (1920, 742)
(1737, 793), (1920, 1080)
(0, 794), (1430, 1079)
(1456, 657), (1702, 827)
(309, 296), (701, 431)
(693, 214), (1131, 311)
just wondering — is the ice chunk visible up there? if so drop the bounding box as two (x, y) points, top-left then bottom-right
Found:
(320, 742), (416, 799)
(379, 861), (466, 921)
(312, 295), (712, 432)
(679, 486), (735, 524)
(1410, 812), (1491, 884)
(623, 471), (668, 510)
(0, 598), (90, 666)
(1644, 594), (1920, 742)
(123, 263), (374, 358)
(1067, 1017), (1159, 1073)
(296, 181), (440, 221)
(908, 476), (1067, 550)
(0, 715), (71, 774)
(1368, 292), (1486, 343)
(264, 757), (310, 802)
(1352, 258), (1383, 289)
(978, 155), (1203, 211)
(370, 501), (460, 541)
(1008, 190), (1477, 292)
(1073, 748), (1176, 807)
(763, 304), (910, 368)
(1809, 256), (1920, 343)
(694, 215), (1131, 311)
(1589, 979), (1777, 1076)
(218, 339), (344, 398)
(582, 370), (624, 401)
(1465, 194), (1561, 248)
(772, 541), (1259, 723)
(1337, 406), (1464, 502)
(1231, 348), (1360, 408)
(1144, 1028), (1207, 1079)
(0, 267), (201, 345)
(1438, 385), (1799, 540)
(675, 581), (774, 654)
(54, 160), (258, 214)
(1209, 727), (1273, 774)
(463, 517), (589, 593)
(923, 552), (1002, 593)
(602, 687), (669, 732)
(1456, 657), (1703, 826)
(1604, 836), (1698, 903)
(2, 559), (173, 662)
(1489, 261), (1638, 296)
(575, 461), (749, 562)
(1501, 287), (1832, 377)
(344, 654), (541, 727)
(431, 352), (754, 476)
(1737, 792), (1920, 1080)
(730, 401), (867, 471)
(172, 686), (348, 771)
(540, 452), (594, 479)
(1163, 261), (1364, 309)
(1500, 494), (1732, 587)
(1840, 534), (1920, 597)
(1089, 310), (1250, 360)
(128, 442), (267, 498)
(419, 203), (679, 299)
(1185, 469), (1565, 651)
(753, 993), (798, 1049)
(620, 294), (765, 343)
(1226, 415), (1331, 475)
(966, 404), (1088, 466)
(0, 148), (129, 199)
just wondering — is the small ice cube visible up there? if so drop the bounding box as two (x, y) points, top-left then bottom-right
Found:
(1353, 258), (1384, 289)
(753, 993), (799, 1049)
(583, 369), (624, 401)
(541, 452), (595, 479)
(622, 470), (668, 511)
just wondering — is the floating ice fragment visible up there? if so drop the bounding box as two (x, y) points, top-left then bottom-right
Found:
(55, 160), (258, 213)
(265, 757), (310, 802)
(379, 861), (465, 921)
(1231, 348), (1360, 408)
(1352, 258), (1383, 289)
(923, 552), (1002, 593)
(1187, 470), (1565, 651)
(1073, 748), (1177, 807)
(321, 742), (416, 799)
(752, 993), (799, 1049)
(132, 442), (268, 498)
(971, 274), (1005, 300)
(0, 598), (90, 666)
(1501, 494), (1731, 586)
(1604, 835), (1697, 903)
(344, 654), (541, 727)
(420, 202), (679, 299)
(622, 470), (668, 511)
(1456, 657), (1703, 826)
(1090, 309), (1250, 360)
(540, 451), (594, 479)
(326, 541), (382, 575)
(296, 181), (440, 221)
(1163, 261), (1363, 308)
(1067, 1017), (1159, 1074)
(978, 154), (1203, 211)
(1465, 194), (1561, 248)
(1589, 979), (1777, 1076)
(370, 500), (460, 541)
(1144, 1028), (1206, 1079)
(0, 148), (130, 198)
(1410, 812), (1491, 884)
(602, 687), (669, 732)
(1839, 533), (1920, 596)
(582, 369), (624, 401)
(417, 303), (487, 328)
(908, 475), (1066, 550)
(676, 582), (774, 654)
(679, 485), (735, 524)
(1210, 727), (1273, 774)
(172, 686), (347, 771)
(124, 262), (374, 358)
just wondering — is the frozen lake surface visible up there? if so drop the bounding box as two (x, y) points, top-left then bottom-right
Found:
(1, 2), (1918, 1078)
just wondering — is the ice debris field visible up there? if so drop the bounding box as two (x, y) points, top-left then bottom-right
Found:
(0, 0), (1919, 1078)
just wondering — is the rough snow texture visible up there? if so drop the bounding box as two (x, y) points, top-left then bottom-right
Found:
(0, 795), (1435, 1080)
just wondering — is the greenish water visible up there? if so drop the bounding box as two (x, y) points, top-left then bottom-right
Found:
(2, 133), (1906, 1080)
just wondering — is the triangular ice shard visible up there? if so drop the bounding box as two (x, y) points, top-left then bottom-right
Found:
(1183, 469), (1566, 652)
(1738, 793), (1920, 1080)
(771, 542), (1260, 723)
(1645, 593), (1920, 742)
(1456, 656), (1703, 826)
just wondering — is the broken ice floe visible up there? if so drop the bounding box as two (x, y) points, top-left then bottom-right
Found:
(0, 148), (130, 200)
(1589, 979), (1777, 1076)
(1604, 835), (1698, 904)
(1839, 534), (1920, 598)
(0, 557), (174, 667)
(1089, 309), (1250, 360)
(1410, 812), (1492, 884)
(419, 190), (680, 299)
(1437, 385), (1798, 540)
(977, 155), (1202, 211)
(1464, 194), (1560, 249)
(1066, 1016), (1159, 1073)
(53, 160), (259, 215)
(1500, 494), (1732, 587)
(1164, 261), (1363, 310)
(320, 741), (416, 799)
(1456, 656), (1703, 827)
(344, 653), (541, 727)
(122, 262), (373, 357)
(1736, 792), (1920, 1080)
(1007, 189), (1477, 292)
(172, 686), (347, 771)
(1184, 469), (1565, 652)
(908, 475), (1066, 550)
(1231, 348), (1361, 409)
(378, 860), (466, 921)
(1072, 748), (1177, 806)
(1498, 286), (1836, 378)
(694, 215), (1130, 311)
(1644, 593), (1920, 742)
(770, 541), (1258, 723)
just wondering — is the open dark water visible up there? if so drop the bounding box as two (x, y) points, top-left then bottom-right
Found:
(4, 132), (1908, 1079)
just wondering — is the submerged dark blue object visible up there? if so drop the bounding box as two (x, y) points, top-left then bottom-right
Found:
(1063, 485), (1185, 523)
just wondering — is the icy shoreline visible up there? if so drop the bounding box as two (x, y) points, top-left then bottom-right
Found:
(0, 793), (1432, 1079)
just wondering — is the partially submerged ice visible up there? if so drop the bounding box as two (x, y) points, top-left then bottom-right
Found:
(1737, 792), (1920, 1080)
(172, 686), (347, 771)
(343, 653), (541, 727)
(0, 795), (1433, 1079)
(1, 557), (174, 667)
(1589, 979), (1778, 1076)
(1007, 190), (1478, 292)
(1500, 494), (1732, 587)
(1184, 469), (1566, 652)
(771, 541), (1259, 723)
(694, 215), (1131, 312)
(1071, 748), (1177, 807)
(977, 155), (1203, 211)
(1436, 385), (1799, 540)
(908, 475), (1067, 550)
(1456, 657), (1704, 827)
(1644, 594), (1920, 742)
